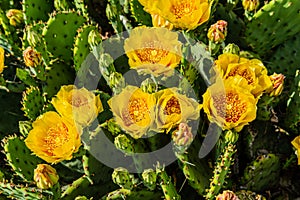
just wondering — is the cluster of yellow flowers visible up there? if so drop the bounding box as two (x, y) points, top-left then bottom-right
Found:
(202, 53), (273, 132)
(109, 85), (201, 139)
(138, 0), (211, 30)
(25, 85), (103, 164)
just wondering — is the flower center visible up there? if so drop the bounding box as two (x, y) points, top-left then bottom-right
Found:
(122, 98), (149, 126)
(227, 68), (254, 85)
(44, 122), (70, 155)
(69, 93), (89, 107)
(213, 91), (247, 123)
(164, 96), (181, 115)
(171, 2), (193, 19)
(135, 41), (169, 64)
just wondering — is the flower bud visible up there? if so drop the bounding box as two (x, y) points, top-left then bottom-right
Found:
(112, 167), (136, 189)
(6, 9), (24, 26)
(109, 72), (125, 94)
(142, 169), (157, 190)
(114, 134), (134, 154)
(26, 28), (42, 47)
(267, 73), (285, 97)
(23, 47), (42, 67)
(141, 78), (157, 94)
(34, 164), (59, 189)
(207, 20), (228, 44)
(151, 14), (174, 30)
(88, 29), (102, 47)
(216, 190), (240, 200)
(224, 130), (239, 144)
(242, 0), (260, 12)
(172, 123), (193, 153)
(223, 43), (240, 55)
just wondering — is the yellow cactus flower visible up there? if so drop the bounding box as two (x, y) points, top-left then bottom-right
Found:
(154, 88), (201, 132)
(6, 9), (24, 26)
(291, 136), (300, 165)
(25, 111), (81, 164)
(108, 85), (156, 139)
(214, 53), (272, 97)
(124, 26), (182, 77)
(0, 47), (4, 74)
(34, 164), (59, 189)
(138, 0), (211, 30)
(242, 0), (260, 12)
(52, 85), (103, 127)
(203, 77), (257, 132)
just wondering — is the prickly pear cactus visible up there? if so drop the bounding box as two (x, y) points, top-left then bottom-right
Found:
(245, 0), (300, 56)
(241, 154), (280, 192)
(21, 86), (45, 121)
(22, 0), (54, 24)
(2, 135), (42, 181)
(73, 25), (98, 72)
(42, 11), (86, 64)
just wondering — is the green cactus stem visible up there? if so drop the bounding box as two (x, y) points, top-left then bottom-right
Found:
(157, 167), (181, 200)
(205, 140), (237, 199)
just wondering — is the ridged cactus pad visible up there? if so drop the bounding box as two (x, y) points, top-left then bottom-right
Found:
(2, 135), (42, 181)
(245, 0), (300, 56)
(42, 11), (86, 64)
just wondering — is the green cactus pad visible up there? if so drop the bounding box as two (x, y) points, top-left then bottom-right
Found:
(22, 0), (54, 24)
(129, 0), (152, 26)
(2, 135), (43, 181)
(43, 11), (86, 64)
(54, 0), (75, 11)
(73, 25), (97, 72)
(0, 181), (51, 199)
(21, 86), (45, 121)
(42, 61), (75, 98)
(241, 153), (280, 192)
(245, 0), (300, 56)
(284, 70), (300, 133)
(0, 91), (25, 135)
(101, 188), (163, 200)
(268, 34), (300, 79)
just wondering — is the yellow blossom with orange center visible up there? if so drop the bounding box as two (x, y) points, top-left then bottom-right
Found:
(203, 78), (257, 132)
(0, 47), (4, 74)
(154, 88), (201, 132)
(124, 26), (182, 77)
(291, 136), (300, 165)
(138, 0), (211, 30)
(213, 53), (272, 98)
(108, 85), (156, 139)
(51, 85), (103, 128)
(25, 111), (81, 164)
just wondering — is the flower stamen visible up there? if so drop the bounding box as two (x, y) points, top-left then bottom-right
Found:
(44, 123), (69, 155)
(164, 96), (181, 115)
